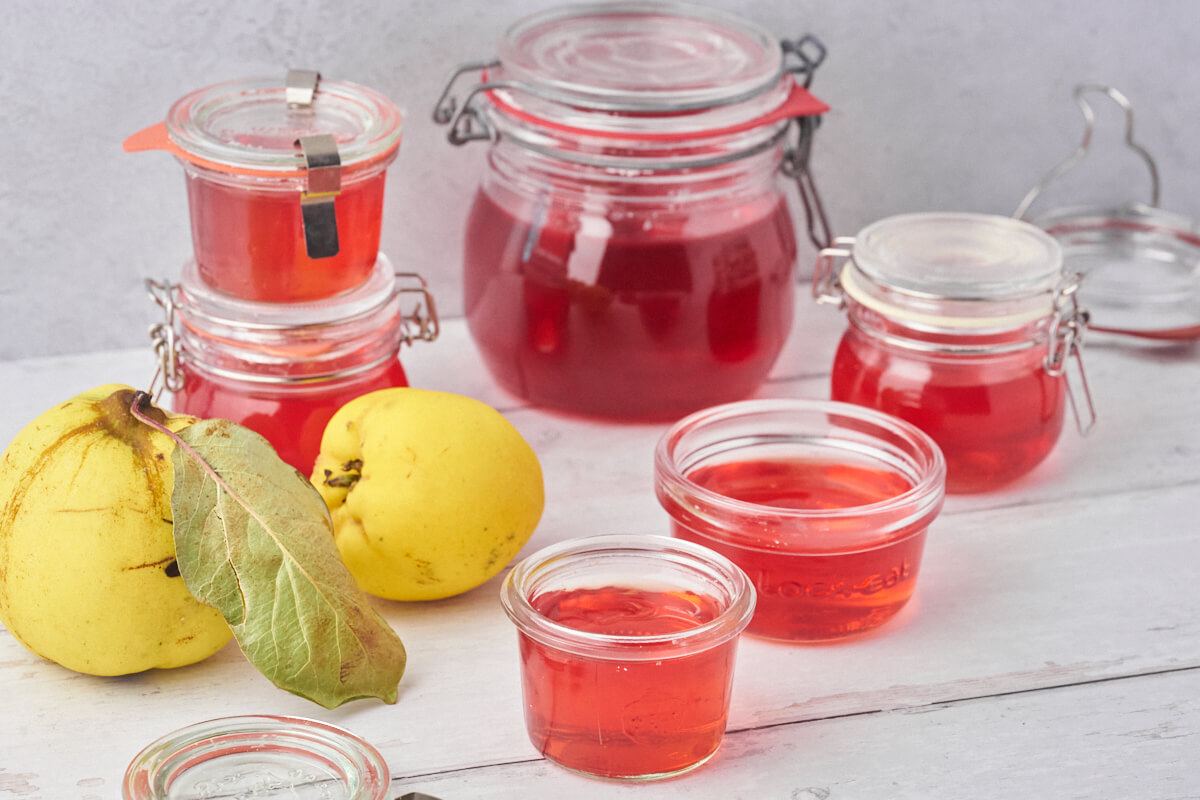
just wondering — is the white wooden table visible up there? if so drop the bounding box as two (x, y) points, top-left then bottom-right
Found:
(1, 299), (1197, 799)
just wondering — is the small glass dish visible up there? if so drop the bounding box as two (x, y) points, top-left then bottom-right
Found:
(655, 398), (946, 642)
(500, 534), (755, 781)
(122, 715), (390, 800)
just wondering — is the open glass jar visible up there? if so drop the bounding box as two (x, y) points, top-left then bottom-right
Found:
(501, 534), (755, 781)
(147, 256), (438, 474)
(434, 1), (830, 420)
(126, 71), (403, 303)
(813, 213), (1094, 493)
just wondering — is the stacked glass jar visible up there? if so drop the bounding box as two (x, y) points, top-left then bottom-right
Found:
(127, 70), (438, 473)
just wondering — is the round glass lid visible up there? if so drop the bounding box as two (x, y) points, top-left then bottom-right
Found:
(123, 715), (391, 800)
(166, 77), (402, 172)
(1036, 203), (1200, 335)
(496, 1), (783, 111)
(853, 212), (1064, 301)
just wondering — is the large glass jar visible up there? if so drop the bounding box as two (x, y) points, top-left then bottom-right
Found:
(813, 213), (1094, 494)
(147, 256), (438, 474)
(434, 2), (830, 420)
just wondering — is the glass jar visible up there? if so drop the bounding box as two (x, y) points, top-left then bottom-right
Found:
(434, 2), (831, 420)
(500, 534), (755, 781)
(126, 70), (403, 303)
(147, 255), (438, 474)
(655, 398), (946, 642)
(123, 715), (390, 800)
(813, 213), (1094, 493)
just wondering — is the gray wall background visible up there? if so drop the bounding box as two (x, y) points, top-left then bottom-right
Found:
(3, 0), (1197, 361)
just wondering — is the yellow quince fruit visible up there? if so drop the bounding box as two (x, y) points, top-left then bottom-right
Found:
(311, 387), (544, 601)
(0, 385), (232, 676)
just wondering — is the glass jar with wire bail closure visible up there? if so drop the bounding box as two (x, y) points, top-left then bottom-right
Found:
(146, 255), (438, 475)
(812, 212), (1094, 494)
(433, 1), (832, 420)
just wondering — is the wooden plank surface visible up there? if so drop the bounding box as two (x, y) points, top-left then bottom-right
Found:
(0, 303), (1197, 798)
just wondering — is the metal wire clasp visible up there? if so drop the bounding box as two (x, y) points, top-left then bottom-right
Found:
(395, 272), (441, 344)
(810, 237), (857, 305)
(145, 278), (184, 400)
(1043, 273), (1096, 435)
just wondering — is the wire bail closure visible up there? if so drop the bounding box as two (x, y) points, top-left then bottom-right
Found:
(1043, 273), (1096, 436)
(145, 278), (184, 400)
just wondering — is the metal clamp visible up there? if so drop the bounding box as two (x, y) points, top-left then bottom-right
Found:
(811, 237), (856, 305)
(1014, 83), (1161, 220)
(781, 34), (827, 89)
(395, 272), (441, 344)
(285, 69), (321, 107)
(1043, 273), (1096, 435)
(145, 278), (184, 398)
(296, 133), (342, 259)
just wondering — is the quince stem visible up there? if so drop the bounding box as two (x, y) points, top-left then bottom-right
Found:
(128, 391), (228, 494)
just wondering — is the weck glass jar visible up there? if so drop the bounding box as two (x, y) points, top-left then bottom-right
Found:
(655, 398), (946, 641)
(126, 70), (403, 303)
(434, 1), (831, 420)
(147, 255), (438, 474)
(501, 534), (755, 781)
(813, 212), (1094, 493)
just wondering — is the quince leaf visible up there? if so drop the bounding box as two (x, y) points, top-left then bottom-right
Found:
(169, 418), (406, 709)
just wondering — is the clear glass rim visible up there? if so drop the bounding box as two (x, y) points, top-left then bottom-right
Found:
(122, 714), (390, 800)
(654, 398), (947, 552)
(500, 534), (756, 660)
(165, 76), (402, 173)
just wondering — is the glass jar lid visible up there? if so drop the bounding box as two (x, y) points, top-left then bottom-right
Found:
(499, 1), (781, 112)
(842, 213), (1066, 328)
(122, 715), (390, 800)
(164, 76), (402, 174)
(478, 1), (825, 140)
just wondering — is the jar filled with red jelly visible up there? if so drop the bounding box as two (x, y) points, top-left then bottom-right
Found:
(146, 256), (438, 474)
(126, 70), (402, 303)
(655, 399), (946, 642)
(501, 534), (755, 781)
(813, 213), (1095, 493)
(433, 2), (831, 419)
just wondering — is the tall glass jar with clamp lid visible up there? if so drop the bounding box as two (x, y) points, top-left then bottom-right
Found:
(433, 1), (831, 420)
(813, 213), (1094, 494)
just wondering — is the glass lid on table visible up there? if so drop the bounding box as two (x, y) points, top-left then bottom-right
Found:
(433, 0), (829, 143)
(1016, 83), (1200, 342)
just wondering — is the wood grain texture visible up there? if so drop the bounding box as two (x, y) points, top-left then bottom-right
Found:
(0, 310), (1196, 798)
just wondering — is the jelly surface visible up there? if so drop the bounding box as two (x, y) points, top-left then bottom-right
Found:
(830, 327), (1065, 493)
(520, 586), (736, 779)
(463, 187), (798, 419)
(174, 359), (408, 475)
(186, 170), (387, 302)
(673, 457), (925, 642)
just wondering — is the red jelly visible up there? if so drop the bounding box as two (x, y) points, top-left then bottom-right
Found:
(814, 212), (1093, 493)
(464, 186), (797, 418)
(127, 74), (402, 303)
(149, 256), (438, 474)
(501, 535), (755, 781)
(436, 2), (829, 419)
(656, 399), (946, 642)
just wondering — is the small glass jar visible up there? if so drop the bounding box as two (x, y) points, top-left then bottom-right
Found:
(147, 255), (438, 474)
(500, 534), (755, 781)
(126, 71), (403, 303)
(655, 398), (946, 642)
(123, 715), (389, 800)
(813, 213), (1094, 494)
(434, 2), (830, 420)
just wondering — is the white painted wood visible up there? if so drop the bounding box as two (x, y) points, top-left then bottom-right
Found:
(0, 308), (1197, 798)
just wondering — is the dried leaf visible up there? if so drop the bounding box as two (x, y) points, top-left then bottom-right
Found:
(170, 418), (406, 708)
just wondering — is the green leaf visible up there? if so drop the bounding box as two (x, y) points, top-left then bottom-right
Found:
(169, 418), (406, 709)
